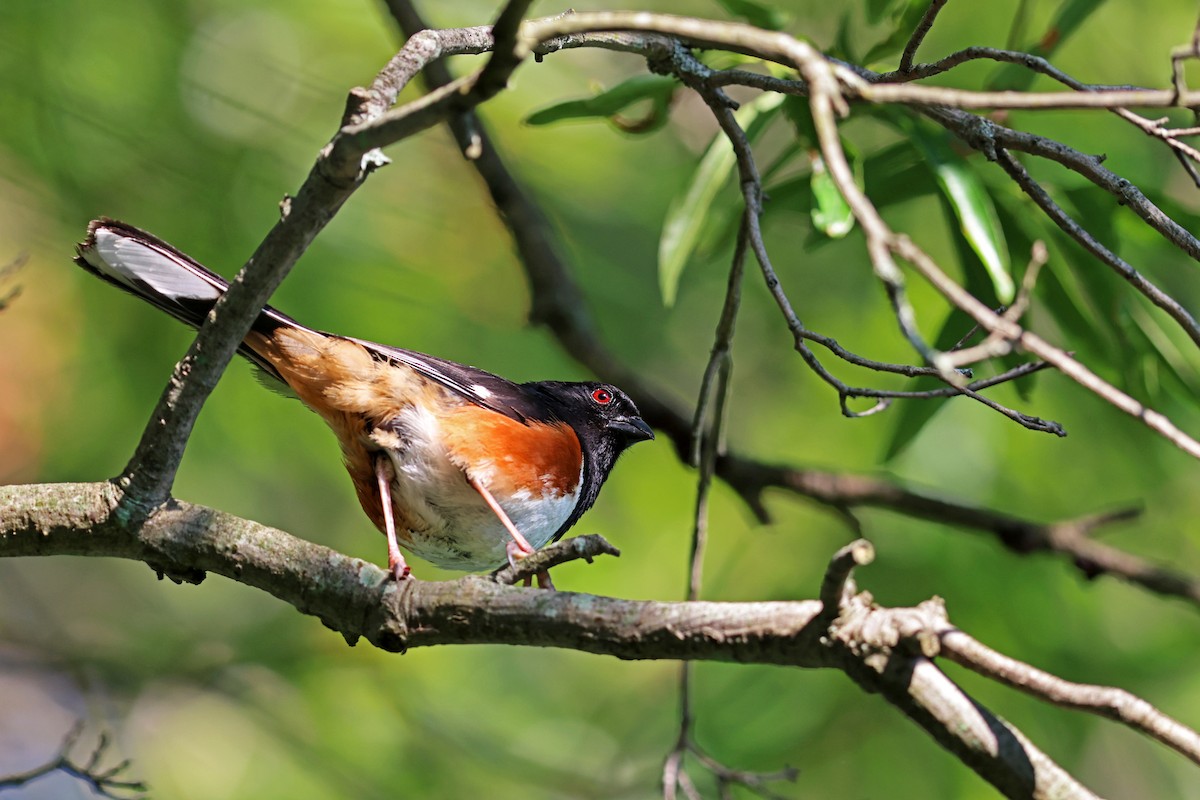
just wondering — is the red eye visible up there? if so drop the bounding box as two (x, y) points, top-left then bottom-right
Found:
(592, 388), (613, 405)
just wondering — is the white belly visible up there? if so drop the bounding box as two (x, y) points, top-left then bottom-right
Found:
(379, 404), (580, 571)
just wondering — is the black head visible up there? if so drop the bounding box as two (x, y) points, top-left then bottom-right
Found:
(525, 380), (654, 539)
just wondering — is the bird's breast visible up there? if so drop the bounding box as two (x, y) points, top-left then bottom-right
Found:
(373, 402), (585, 571)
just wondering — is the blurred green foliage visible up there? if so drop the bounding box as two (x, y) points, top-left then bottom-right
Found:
(1, 0), (1200, 798)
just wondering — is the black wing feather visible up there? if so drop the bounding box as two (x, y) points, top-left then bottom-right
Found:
(351, 339), (550, 424)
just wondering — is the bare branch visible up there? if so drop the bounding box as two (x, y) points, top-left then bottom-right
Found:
(816, 538), (875, 630)
(0, 721), (147, 799)
(715, 457), (1200, 606)
(899, 0), (952, 74)
(994, 148), (1200, 348)
(793, 37), (1200, 459)
(940, 629), (1200, 766)
(5, 482), (1166, 798)
(671, 40), (1200, 354)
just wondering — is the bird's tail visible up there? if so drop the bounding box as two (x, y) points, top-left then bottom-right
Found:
(74, 218), (306, 383)
(79, 219), (237, 328)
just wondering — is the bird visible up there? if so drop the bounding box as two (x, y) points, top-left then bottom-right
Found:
(75, 219), (654, 583)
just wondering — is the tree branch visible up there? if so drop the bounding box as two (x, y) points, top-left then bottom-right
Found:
(940, 629), (1200, 766)
(7, 481), (1193, 798)
(0, 721), (146, 799)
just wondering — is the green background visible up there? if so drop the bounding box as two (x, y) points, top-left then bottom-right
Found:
(1, 0), (1199, 797)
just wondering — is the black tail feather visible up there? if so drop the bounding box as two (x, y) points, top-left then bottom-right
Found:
(74, 219), (302, 383)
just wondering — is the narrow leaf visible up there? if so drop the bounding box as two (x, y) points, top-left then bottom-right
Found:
(715, 0), (789, 31)
(781, 96), (856, 238)
(900, 118), (1014, 303)
(809, 154), (855, 238)
(866, 0), (904, 24)
(525, 75), (676, 129)
(862, 0), (937, 65)
(766, 141), (934, 226)
(988, 0), (1108, 90)
(658, 93), (784, 306)
(1128, 297), (1200, 397)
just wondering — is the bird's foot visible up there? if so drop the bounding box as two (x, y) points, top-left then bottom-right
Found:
(506, 540), (555, 590)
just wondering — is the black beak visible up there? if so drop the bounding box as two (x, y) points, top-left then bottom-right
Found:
(608, 416), (655, 442)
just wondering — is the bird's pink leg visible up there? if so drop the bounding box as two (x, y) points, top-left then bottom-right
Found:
(375, 455), (410, 580)
(468, 475), (555, 589)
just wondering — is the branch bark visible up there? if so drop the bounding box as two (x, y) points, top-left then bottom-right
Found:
(7, 482), (1196, 799)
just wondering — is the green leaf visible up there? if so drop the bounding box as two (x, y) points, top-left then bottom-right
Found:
(781, 95), (818, 145)
(896, 116), (1014, 303)
(987, 0), (1109, 90)
(883, 188), (1008, 461)
(658, 93), (784, 306)
(1127, 296), (1200, 398)
(1021, 188), (1120, 363)
(809, 154), (855, 238)
(861, 141), (936, 206)
(780, 96), (856, 238)
(715, 0), (789, 30)
(525, 75), (676, 131)
(866, 0), (904, 24)
(881, 131), (1018, 462)
(766, 141), (934, 231)
(934, 162), (1013, 303)
(862, 0), (936, 65)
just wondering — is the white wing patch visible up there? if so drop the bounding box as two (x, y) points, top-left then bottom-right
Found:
(470, 384), (493, 400)
(85, 228), (220, 302)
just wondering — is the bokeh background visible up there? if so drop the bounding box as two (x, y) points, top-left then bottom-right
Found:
(2, 0), (1200, 797)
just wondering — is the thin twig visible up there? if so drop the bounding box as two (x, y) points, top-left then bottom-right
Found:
(787, 31), (1200, 459)
(899, 0), (952, 74)
(816, 538), (875, 629)
(661, 69), (797, 800)
(0, 722), (147, 799)
(994, 148), (1200, 348)
(714, 55), (1200, 297)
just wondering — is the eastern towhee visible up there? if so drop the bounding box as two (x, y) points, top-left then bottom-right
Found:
(75, 220), (653, 583)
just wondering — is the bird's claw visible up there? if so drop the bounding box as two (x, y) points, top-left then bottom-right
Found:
(505, 541), (555, 590)
(388, 558), (412, 582)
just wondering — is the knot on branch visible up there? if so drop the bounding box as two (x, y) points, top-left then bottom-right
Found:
(958, 114), (999, 161)
(829, 596), (949, 673)
(813, 540), (952, 671)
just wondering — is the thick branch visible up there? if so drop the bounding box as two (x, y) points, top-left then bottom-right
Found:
(0, 482), (820, 658)
(3, 482), (1180, 798)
